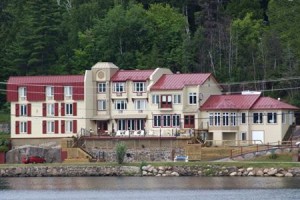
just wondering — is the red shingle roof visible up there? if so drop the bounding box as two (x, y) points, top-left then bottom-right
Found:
(151, 73), (212, 90)
(201, 94), (299, 111)
(201, 94), (261, 110)
(111, 70), (155, 81)
(7, 75), (84, 85)
(251, 97), (299, 110)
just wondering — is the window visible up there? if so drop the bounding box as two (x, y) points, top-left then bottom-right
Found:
(134, 99), (147, 110)
(173, 94), (181, 104)
(118, 119), (126, 130)
(136, 119), (144, 130)
(267, 112), (277, 124)
(47, 121), (55, 133)
(20, 121), (27, 133)
(113, 82), (125, 93)
(64, 86), (73, 97)
(222, 113), (229, 126)
(47, 104), (55, 116)
(214, 113), (221, 126)
(152, 94), (159, 104)
(162, 115), (171, 127)
(241, 113), (246, 124)
(161, 95), (172, 108)
(65, 103), (73, 115)
(189, 92), (197, 104)
(115, 100), (127, 110)
(134, 82), (145, 92)
(46, 86), (54, 97)
(172, 115), (180, 127)
(241, 132), (246, 141)
(65, 120), (73, 133)
(98, 82), (106, 93)
(20, 104), (27, 116)
(127, 120), (135, 130)
(184, 115), (195, 128)
(18, 87), (27, 100)
(209, 113), (214, 126)
(153, 115), (161, 127)
(253, 113), (263, 124)
(97, 100), (106, 110)
(117, 119), (144, 131)
(282, 112), (286, 124)
(230, 113), (237, 126)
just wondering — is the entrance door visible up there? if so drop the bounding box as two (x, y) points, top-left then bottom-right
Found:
(97, 121), (108, 135)
(252, 131), (264, 144)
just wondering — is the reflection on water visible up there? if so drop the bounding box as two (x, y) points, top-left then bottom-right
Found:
(1, 177), (300, 200)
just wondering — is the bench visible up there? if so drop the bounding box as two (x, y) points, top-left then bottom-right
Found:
(174, 155), (189, 162)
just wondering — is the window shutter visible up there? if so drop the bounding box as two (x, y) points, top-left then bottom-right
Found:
(61, 103), (65, 116)
(54, 103), (59, 116)
(42, 103), (46, 117)
(61, 120), (65, 134)
(42, 120), (47, 134)
(73, 102), (77, 116)
(16, 121), (20, 134)
(15, 104), (19, 117)
(55, 120), (59, 134)
(27, 121), (31, 134)
(73, 120), (77, 134)
(27, 104), (31, 117)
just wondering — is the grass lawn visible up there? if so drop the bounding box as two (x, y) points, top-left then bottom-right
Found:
(0, 112), (9, 123)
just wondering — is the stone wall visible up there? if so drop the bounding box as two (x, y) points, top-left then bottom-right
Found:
(0, 123), (9, 133)
(1, 165), (300, 177)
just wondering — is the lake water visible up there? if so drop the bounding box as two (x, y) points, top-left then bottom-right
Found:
(1, 177), (300, 200)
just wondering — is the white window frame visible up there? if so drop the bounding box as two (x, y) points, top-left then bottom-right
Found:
(115, 100), (127, 110)
(267, 112), (277, 124)
(152, 94), (159, 104)
(153, 115), (161, 127)
(282, 112), (286, 124)
(134, 82), (145, 92)
(65, 103), (73, 115)
(118, 119), (126, 131)
(209, 113), (214, 126)
(173, 94), (181, 104)
(134, 99), (147, 110)
(20, 104), (27, 116)
(214, 112), (221, 126)
(20, 121), (27, 134)
(113, 82), (125, 93)
(172, 114), (180, 127)
(97, 100), (106, 111)
(98, 82), (106, 93)
(47, 121), (55, 133)
(162, 115), (171, 127)
(65, 120), (73, 133)
(64, 86), (73, 97)
(241, 113), (246, 124)
(241, 132), (247, 141)
(47, 103), (55, 116)
(46, 86), (54, 98)
(230, 112), (237, 126)
(223, 112), (229, 126)
(18, 87), (27, 100)
(253, 112), (263, 124)
(189, 92), (197, 105)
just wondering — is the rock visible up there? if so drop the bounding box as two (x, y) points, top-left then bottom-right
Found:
(275, 173), (284, 177)
(230, 172), (237, 176)
(171, 172), (179, 176)
(142, 171), (147, 176)
(256, 170), (264, 176)
(238, 168), (245, 172)
(268, 168), (278, 176)
(285, 172), (293, 177)
(247, 167), (253, 172)
(158, 166), (165, 171)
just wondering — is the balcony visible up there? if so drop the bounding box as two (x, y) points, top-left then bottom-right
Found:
(208, 125), (239, 132)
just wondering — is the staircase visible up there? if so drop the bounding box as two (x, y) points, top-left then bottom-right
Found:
(282, 125), (296, 141)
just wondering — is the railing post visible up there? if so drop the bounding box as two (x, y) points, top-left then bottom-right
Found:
(230, 149), (232, 158)
(240, 146), (243, 155)
(257, 144), (259, 153)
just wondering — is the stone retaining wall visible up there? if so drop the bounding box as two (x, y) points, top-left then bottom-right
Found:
(1, 165), (300, 177)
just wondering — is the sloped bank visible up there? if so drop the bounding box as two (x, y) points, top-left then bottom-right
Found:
(1, 165), (300, 177)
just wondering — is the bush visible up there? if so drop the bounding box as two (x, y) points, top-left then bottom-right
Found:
(115, 142), (127, 164)
(269, 152), (278, 159)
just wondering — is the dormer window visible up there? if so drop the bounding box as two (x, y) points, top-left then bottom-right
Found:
(134, 82), (145, 92)
(46, 86), (54, 98)
(18, 87), (27, 100)
(64, 86), (73, 98)
(113, 82), (125, 93)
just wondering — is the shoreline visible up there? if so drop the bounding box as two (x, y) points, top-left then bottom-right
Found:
(1, 164), (300, 177)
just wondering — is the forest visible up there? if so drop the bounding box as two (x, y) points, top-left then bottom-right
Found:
(0, 0), (300, 110)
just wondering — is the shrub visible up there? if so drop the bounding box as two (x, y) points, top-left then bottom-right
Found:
(269, 152), (278, 160)
(115, 142), (127, 164)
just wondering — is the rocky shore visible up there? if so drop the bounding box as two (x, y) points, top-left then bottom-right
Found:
(1, 165), (300, 177)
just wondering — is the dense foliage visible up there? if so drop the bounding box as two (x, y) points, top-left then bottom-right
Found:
(0, 0), (299, 107)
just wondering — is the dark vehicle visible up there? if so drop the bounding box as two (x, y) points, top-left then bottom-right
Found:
(22, 156), (46, 164)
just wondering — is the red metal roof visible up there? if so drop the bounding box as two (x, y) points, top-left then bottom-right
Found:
(7, 75), (84, 85)
(111, 70), (155, 81)
(151, 73), (212, 90)
(251, 97), (299, 110)
(201, 94), (261, 110)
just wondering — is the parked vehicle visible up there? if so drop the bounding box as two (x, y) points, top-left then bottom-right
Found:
(22, 156), (46, 164)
